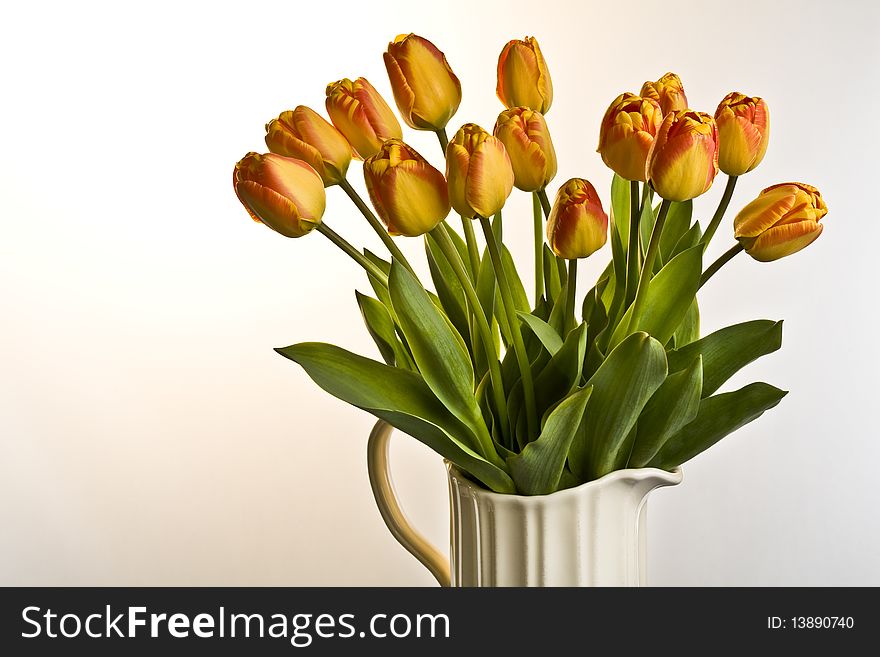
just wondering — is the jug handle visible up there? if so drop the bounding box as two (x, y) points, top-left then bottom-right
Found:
(367, 420), (451, 587)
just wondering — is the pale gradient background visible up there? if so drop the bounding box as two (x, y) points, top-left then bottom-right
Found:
(1, 0), (878, 586)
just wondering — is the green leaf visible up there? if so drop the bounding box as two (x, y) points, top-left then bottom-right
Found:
(667, 320), (783, 397)
(534, 323), (588, 422)
(276, 342), (514, 493)
(610, 174), (631, 244)
(673, 298), (700, 348)
(647, 383), (788, 470)
(542, 245), (563, 305)
(355, 291), (413, 369)
(669, 221), (702, 262)
(501, 242), (529, 314)
(425, 233), (470, 346)
(629, 356), (703, 467)
(658, 200), (693, 264)
(609, 244), (702, 350)
(508, 387), (593, 495)
(639, 195), (656, 257)
(571, 332), (668, 480)
(517, 311), (563, 355)
(388, 261), (486, 437)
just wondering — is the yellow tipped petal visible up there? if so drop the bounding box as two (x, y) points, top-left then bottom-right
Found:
(496, 37), (553, 113)
(647, 110), (719, 201)
(715, 92), (770, 176)
(494, 107), (556, 191)
(446, 123), (514, 219)
(326, 77), (402, 159)
(546, 178), (608, 259)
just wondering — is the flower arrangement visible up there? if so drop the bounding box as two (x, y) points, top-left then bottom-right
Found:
(233, 34), (827, 495)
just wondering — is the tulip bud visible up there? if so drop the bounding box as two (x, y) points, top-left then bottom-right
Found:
(647, 110), (719, 202)
(446, 123), (514, 219)
(233, 153), (326, 238)
(496, 36), (553, 114)
(325, 77), (403, 159)
(597, 93), (662, 182)
(640, 72), (688, 115)
(734, 183), (826, 262)
(264, 106), (352, 187)
(363, 139), (450, 236)
(546, 178), (608, 259)
(714, 92), (770, 176)
(383, 33), (462, 131)
(493, 107), (558, 191)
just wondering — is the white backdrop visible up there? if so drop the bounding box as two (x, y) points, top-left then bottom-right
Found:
(1, 0), (878, 585)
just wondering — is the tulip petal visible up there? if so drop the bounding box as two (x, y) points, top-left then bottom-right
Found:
(236, 180), (317, 238)
(466, 143), (514, 218)
(734, 191), (796, 238)
(746, 221), (823, 262)
(378, 163), (450, 236)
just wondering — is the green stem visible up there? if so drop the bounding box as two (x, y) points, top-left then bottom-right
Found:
(701, 175), (738, 249)
(699, 243), (744, 289)
(566, 258), (578, 333)
(532, 192), (544, 303)
(624, 180), (641, 308)
(339, 177), (415, 274)
(460, 215), (481, 282)
(479, 214), (538, 442)
(316, 222), (388, 285)
(435, 128), (449, 154)
(536, 188), (552, 218)
(432, 224), (510, 448)
(627, 200), (671, 333)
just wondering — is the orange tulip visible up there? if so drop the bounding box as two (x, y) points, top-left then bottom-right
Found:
(597, 93), (663, 182)
(496, 37), (553, 114)
(646, 110), (719, 202)
(640, 72), (688, 115)
(734, 183), (826, 261)
(384, 33), (461, 131)
(264, 106), (352, 187)
(363, 139), (450, 236)
(715, 92), (770, 176)
(546, 178), (608, 259)
(233, 153), (325, 238)
(325, 77), (402, 159)
(446, 123), (514, 219)
(493, 107), (557, 191)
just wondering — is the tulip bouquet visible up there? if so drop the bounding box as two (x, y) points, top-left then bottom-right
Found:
(233, 35), (827, 495)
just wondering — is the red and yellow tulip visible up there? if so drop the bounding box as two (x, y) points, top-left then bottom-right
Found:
(715, 92), (770, 176)
(265, 106), (352, 187)
(640, 73), (688, 116)
(546, 178), (608, 259)
(493, 107), (557, 191)
(363, 139), (450, 236)
(384, 33), (461, 131)
(233, 153), (326, 238)
(597, 93), (663, 182)
(446, 123), (514, 219)
(734, 183), (826, 261)
(496, 37), (553, 114)
(647, 110), (719, 201)
(325, 77), (402, 160)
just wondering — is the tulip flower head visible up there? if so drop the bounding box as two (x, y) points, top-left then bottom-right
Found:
(646, 110), (719, 202)
(640, 72), (688, 116)
(546, 178), (608, 259)
(233, 152), (326, 238)
(446, 123), (514, 219)
(734, 182), (826, 262)
(715, 92), (770, 176)
(384, 33), (462, 131)
(363, 139), (451, 237)
(265, 106), (352, 187)
(325, 77), (403, 159)
(496, 36), (553, 114)
(493, 107), (558, 192)
(597, 93), (663, 182)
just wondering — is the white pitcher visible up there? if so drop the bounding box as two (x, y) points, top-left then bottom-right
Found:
(367, 420), (682, 587)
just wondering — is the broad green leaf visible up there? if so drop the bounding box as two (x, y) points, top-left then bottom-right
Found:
(667, 319), (783, 397)
(669, 221), (702, 262)
(629, 356), (703, 467)
(534, 323), (588, 422)
(609, 244), (702, 350)
(647, 382), (788, 470)
(508, 386), (593, 495)
(355, 291), (413, 369)
(364, 249), (392, 309)
(542, 245), (563, 305)
(425, 233), (470, 346)
(517, 311), (563, 355)
(572, 332), (668, 480)
(610, 174), (631, 244)
(638, 195), (656, 258)
(476, 247), (506, 356)
(658, 200), (693, 264)
(673, 298), (700, 348)
(445, 223), (474, 280)
(502, 243), (529, 314)
(388, 261), (487, 443)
